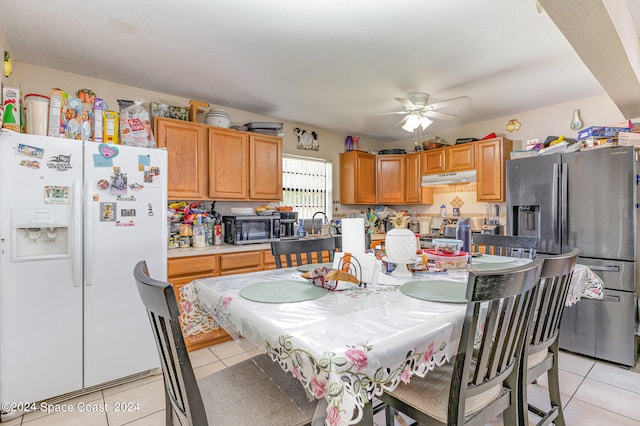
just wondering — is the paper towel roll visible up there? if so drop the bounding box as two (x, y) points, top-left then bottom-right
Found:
(340, 218), (366, 255)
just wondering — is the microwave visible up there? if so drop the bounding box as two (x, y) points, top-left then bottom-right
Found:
(222, 215), (281, 245)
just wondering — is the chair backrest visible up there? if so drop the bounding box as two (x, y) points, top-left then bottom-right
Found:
(472, 234), (539, 259)
(450, 258), (543, 424)
(271, 237), (336, 268)
(528, 249), (579, 355)
(133, 261), (207, 425)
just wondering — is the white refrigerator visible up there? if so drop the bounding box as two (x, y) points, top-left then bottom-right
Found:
(0, 130), (167, 411)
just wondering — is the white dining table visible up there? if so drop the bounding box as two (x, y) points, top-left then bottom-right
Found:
(179, 256), (603, 426)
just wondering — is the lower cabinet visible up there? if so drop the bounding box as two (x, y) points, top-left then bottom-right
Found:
(168, 249), (280, 351)
(167, 254), (231, 351)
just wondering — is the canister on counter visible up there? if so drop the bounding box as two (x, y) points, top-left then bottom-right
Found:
(214, 224), (223, 245)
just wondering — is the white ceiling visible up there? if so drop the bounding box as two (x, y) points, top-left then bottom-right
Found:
(1, 0), (638, 141)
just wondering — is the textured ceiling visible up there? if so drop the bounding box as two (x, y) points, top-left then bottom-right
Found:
(1, 0), (637, 141)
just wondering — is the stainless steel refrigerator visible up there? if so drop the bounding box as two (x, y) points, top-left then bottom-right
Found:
(507, 145), (638, 366)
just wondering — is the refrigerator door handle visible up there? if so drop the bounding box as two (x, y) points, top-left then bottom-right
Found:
(585, 264), (620, 272)
(560, 162), (568, 247)
(601, 295), (621, 303)
(552, 163), (560, 245)
(72, 180), (83, 287)
(85, 181), (94, 286)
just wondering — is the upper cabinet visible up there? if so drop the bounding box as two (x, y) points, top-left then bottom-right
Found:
(421, 148), (446, 174)
(376, 154), (405, 204)
(155, 118), (208, 200)
(339, 151), (376, 204)
(249, 133), (282, 200)
(208, 127), (248, 199)
(476, 137), (512, 202)
(420, 143), (474, 175)
(155, 118), (282, 201)
(447, 143), (475, 171)
(340, 151), (432, 205)
(208, 128), (282, 201)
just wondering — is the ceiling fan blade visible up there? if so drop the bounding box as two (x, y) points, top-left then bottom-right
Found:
(366, 111), (409, 117)
(395, 97), (417, 110)
(425, 96), (471, 111)
(424, 110), (457, 121)
(395, 115), (410, 128)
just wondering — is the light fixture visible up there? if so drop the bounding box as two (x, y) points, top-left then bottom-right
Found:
(402, 113), (433, 132)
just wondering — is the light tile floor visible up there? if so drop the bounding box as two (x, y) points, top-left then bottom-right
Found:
(3, 341), (639, 425)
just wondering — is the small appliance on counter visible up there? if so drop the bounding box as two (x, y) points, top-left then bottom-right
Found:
(222, 214), (280, 245)
(279, 211), (299, 240)
(482, 204), (504, 234)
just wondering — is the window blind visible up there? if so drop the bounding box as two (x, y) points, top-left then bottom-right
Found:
(282, 155), (332, 220)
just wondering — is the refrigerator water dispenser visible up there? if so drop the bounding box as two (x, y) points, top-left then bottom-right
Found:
(11, 209), (71, 261)
(512, 205), (540, 237)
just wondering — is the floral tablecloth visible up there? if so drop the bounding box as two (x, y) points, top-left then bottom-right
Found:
(180, 262), (602, 426)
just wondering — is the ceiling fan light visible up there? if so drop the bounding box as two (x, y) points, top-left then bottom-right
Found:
(419, 117), (433, 130)
(402, 114), (420, 132)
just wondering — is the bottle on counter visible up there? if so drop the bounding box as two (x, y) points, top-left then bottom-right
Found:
(456, 218), (472, 254)
(192, 223), (206, 248)
(440, 204), (447, 217)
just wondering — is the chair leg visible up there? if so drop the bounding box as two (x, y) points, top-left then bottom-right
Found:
(516, 348), (529, 426)
(546, 347), (565, 426)
(385, 405), (395, 426)
(164, 384), (173, 426)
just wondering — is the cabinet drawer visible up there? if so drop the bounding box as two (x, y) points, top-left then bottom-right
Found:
(168, 255), (219, 278)
(220, 251), (263, 275)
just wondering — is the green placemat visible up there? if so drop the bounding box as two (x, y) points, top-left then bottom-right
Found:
(240, 280), (328, 303)
(296, 262), (333, 272)
(400, 280), (467, 304)
(472, 255), (517, 264)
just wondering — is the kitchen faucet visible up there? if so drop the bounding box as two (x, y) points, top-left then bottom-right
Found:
(311, 211), (328, 235)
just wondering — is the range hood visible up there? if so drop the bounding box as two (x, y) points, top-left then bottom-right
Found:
(421, 169), (477, 186)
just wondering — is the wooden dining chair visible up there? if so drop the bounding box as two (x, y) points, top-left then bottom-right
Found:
(271, 237), (336, 268)
(472, 234), (539, 259)
(380, 258), (544, 426)
(133, 261), (316, 426)
(518, 249), (579, 426)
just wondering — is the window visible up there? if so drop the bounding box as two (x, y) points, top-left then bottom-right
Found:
(282, 155), (332, 220)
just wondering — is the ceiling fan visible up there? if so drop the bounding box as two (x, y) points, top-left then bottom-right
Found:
(374, 93), (471, 132)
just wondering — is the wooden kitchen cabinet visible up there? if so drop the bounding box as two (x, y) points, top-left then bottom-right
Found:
(404, 152), (422, 204)
(420, 148), (446, 174)
(377, 154), (406, 204)
(447, 143), (475, 171)
(219, 250), (264, 275)
(249, 133), (282, 200)
(476, 137), (512, 202)
(420, 144), (474, 175)
(154, 118), (208, 199)
(167, 255), (231, 351)
(208, 128), (282, 201)
(339, 151), (377, 204)
(208, 127), (249, 199)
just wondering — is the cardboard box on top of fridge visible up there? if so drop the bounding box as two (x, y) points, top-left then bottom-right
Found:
(2, 87), (22, 132)
(615, 132), (640, 146)
(48, 88), (68, 137)
(577, 126), (630, 140)
(93, 98), (105, 142)
(63, 97), (82, 140)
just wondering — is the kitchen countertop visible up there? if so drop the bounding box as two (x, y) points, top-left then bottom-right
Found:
(168, 243), (272, 258)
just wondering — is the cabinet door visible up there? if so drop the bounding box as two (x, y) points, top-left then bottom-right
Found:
(404, 152), (421, 203)
(249, 134), (282, 200)
(339, 151), (376, 204)
(476, 138), (512, 202)
(447, 144), (474, 171)
(208, 128), (249, 200)
(377, 155), (405, 204)
(155, 118), (207, 199)
(420, 148), (446, 174)
(167, 255), (229, 351)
